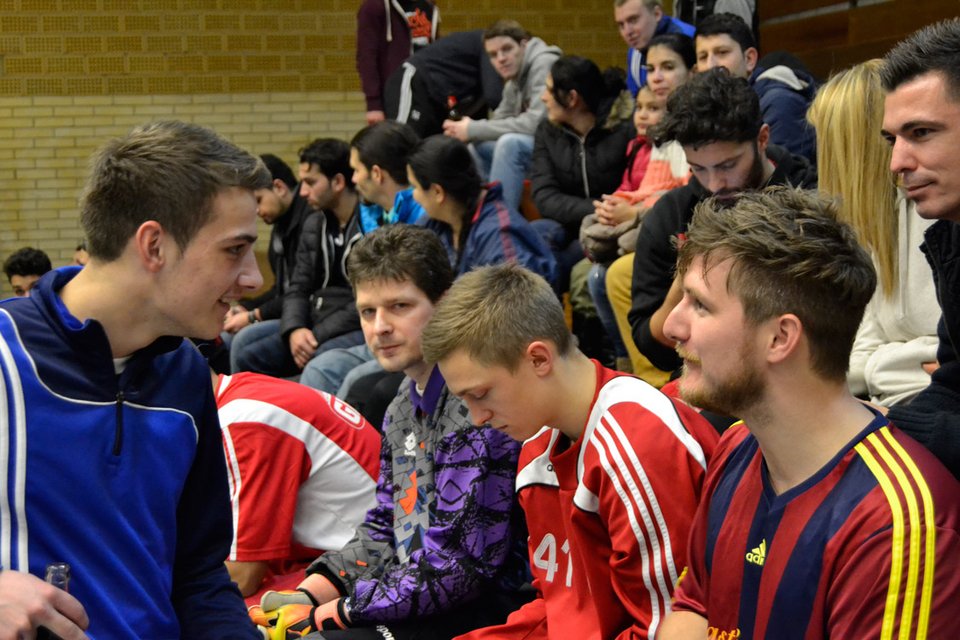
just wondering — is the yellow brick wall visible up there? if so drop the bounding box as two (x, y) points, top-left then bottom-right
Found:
(0, 0), (638, 295)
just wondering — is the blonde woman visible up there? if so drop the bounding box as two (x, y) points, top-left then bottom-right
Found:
(808, 59), (938, 406)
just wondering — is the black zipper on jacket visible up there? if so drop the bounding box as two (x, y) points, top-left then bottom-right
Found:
(113, 391), (124, 456)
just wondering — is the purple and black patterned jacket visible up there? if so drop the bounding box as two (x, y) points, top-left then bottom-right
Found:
(308, 365), (528, 622)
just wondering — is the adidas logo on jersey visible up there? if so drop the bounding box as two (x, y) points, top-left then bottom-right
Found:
(745, 539), (766, 566)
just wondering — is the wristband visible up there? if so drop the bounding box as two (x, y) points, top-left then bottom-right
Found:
(248, 310), (257, 323)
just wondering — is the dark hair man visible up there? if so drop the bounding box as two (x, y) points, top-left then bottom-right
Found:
(881, 18), (960, 480)
(695, 12), (817, 162)
(223, 153), (316, 336)
(3, 246), (52, 297)
(658, 187), (960, 639)
(231, 138), (365, 377)
(350, 120), (426, 233)
(0, 120), (270, 638)
(627, 68), (816, 378)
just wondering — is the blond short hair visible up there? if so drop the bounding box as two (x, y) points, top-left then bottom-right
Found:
(421, 263), (571, 370)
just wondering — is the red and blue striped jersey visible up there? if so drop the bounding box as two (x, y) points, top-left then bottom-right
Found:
(672, 414), (960, 639)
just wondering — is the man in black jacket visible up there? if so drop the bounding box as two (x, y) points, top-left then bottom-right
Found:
(223, 154), (316, 338)
(881, 19), (960, 480)
(232, 139), (364, 377)
(628, 68), (816, 377)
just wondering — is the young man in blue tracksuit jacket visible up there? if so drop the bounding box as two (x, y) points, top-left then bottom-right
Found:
(0, 121), (268, 639)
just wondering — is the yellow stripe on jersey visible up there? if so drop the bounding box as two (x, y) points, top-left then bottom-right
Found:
(854, 442), (906, 640)
(867, 431), (921, 639)
(880, 428), (937, 639)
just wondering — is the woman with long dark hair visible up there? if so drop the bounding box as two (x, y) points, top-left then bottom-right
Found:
(407, 134), (557, 286)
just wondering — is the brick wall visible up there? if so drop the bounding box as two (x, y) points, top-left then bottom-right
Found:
(0, 0), (634, 295)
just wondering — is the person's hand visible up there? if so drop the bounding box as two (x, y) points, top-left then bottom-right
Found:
(922, 361), (940, 375)
(365, 110), (386, 125)
(0, 570), (90, 640)
(223, 307), (253, 334)
(442, 117), (472, 142)
(257, 600), (348, 639)
(595, 194), (638, 226)
(289, 328), (318, 369)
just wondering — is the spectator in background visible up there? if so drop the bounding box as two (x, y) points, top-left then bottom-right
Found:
(214, 369), (379, 602)
(297, 121), (426, 396)
(586, 33), (695, 381)
(409, 135), (557, 286)
(3, 246), (51, 297)
(351, 120), (426, 233)
(807, 60), (939, 408)
(356, 0), (438, 126)
(384, 30), (502, 138)
(695, 12), (818, 163)
(231, 139), (364, 377)
(531, 55), (634, 292)
(442, 20), (562, 212)
(614, 0), (693, 97)
(223, 154), (316, 339)
(882, 18), (960, 479)
(628, 69), (816, 379)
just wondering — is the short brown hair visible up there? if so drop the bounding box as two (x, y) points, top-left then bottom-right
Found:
(483, 19), (530, 44)
(81, 120), (270, 261)
(347, 224), (453, 303)
(421, 263), (571, 370)
(676, 187), (876, 381)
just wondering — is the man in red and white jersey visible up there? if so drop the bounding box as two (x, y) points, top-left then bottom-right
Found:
(214, 370), (380, 603)
(421, 263), (718, 640)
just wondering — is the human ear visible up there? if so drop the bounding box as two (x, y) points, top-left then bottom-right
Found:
(134, 220), (167, 273)
(766, 314), (802, 365)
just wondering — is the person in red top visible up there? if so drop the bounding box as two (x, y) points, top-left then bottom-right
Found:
(214, 370), (380, 603)
(658, 188), (960, 639)
(421, 262), (718, 639)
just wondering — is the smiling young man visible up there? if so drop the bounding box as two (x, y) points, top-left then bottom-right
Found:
(441, 19), (561, 210)
(0, 121), (270, 639)
(881, 19), (960, 480)
(627, 67), (816, 378)
(658, 187), (960, 639)
(421, 262), (718, 640)
(253, 224), (529, 640)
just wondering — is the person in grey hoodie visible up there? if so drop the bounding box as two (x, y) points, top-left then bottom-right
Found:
(442, 19), (561, 211)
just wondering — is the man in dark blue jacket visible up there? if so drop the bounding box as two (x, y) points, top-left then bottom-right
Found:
(231, 139), (365, 377)
(882, 19), (960, 480)
(223, 154), (316, 337)
(694, 12), (817, 164)
(0, 120), (267, 639)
